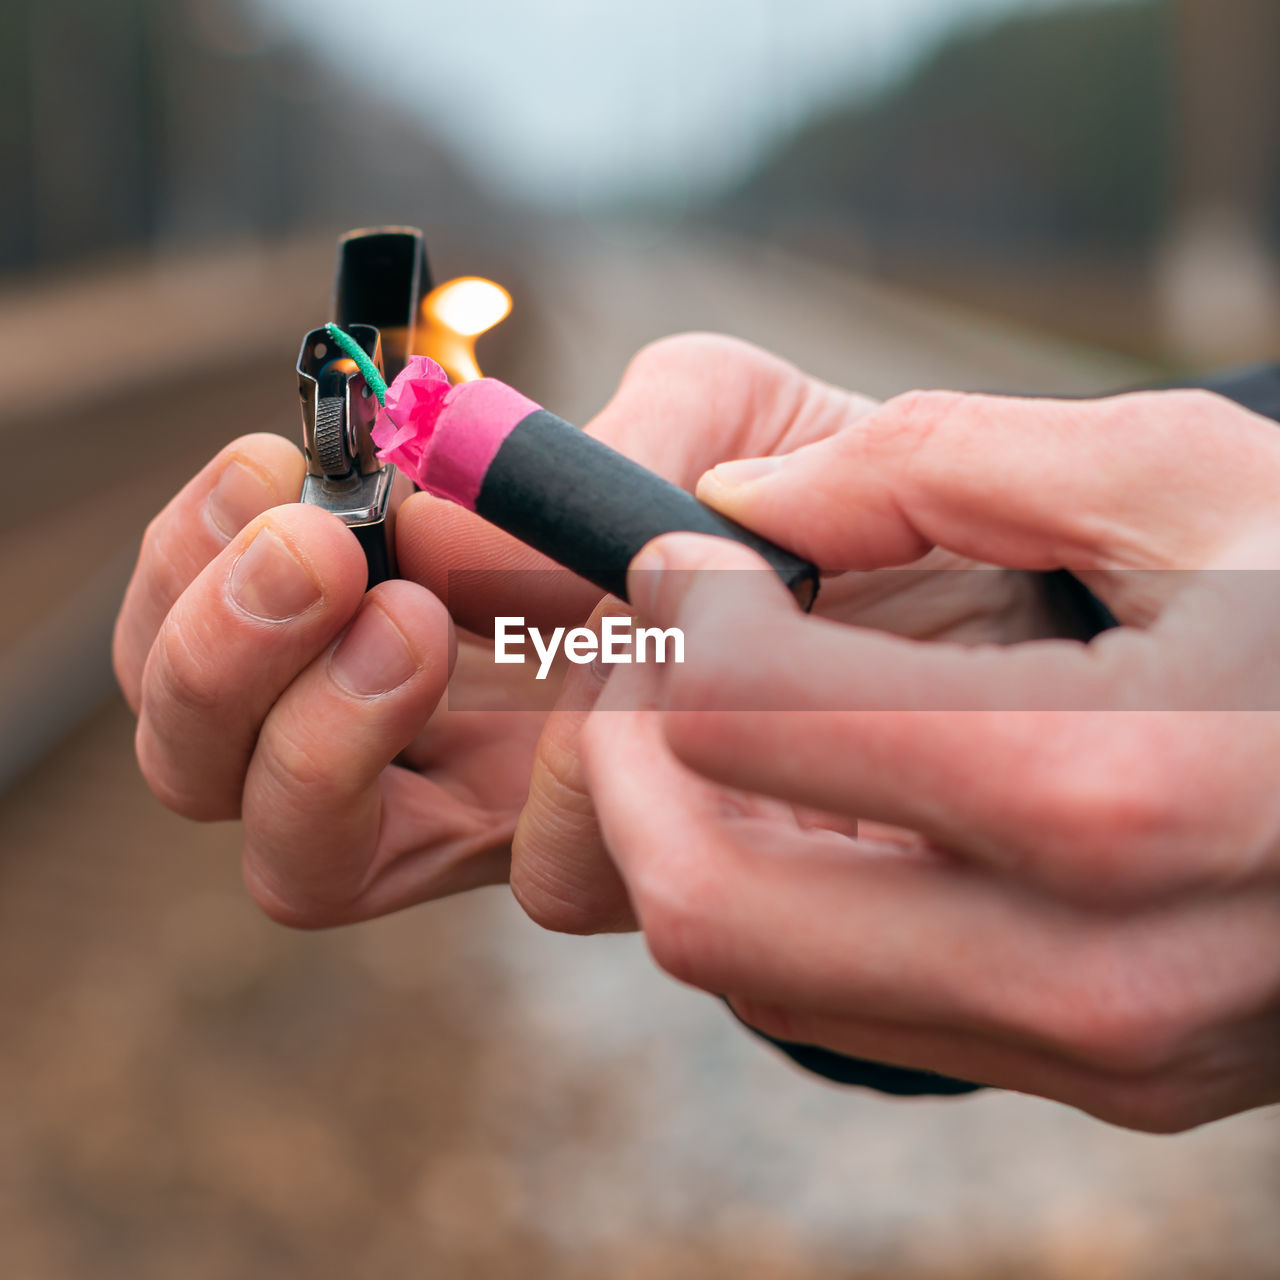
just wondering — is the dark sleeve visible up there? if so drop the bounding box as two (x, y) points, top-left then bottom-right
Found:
(747, 362), (1280, 1096)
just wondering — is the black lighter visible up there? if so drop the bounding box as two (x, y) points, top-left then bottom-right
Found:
(297, 227), (429, 587)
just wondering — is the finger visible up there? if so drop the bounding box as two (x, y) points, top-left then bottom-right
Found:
(580, 704), (1280, 1085)
(630, 532), (1122, 715)
(397, 333), (873, 634)
(135, 504), (367, 821)
(581, 332), (873, 483)
(240, 579), (495, 926)
(510, 600), (637, 935)
(627, 533), (1264, 901)
(114, 433), (305, 711)
(697, 389), (1280, 583)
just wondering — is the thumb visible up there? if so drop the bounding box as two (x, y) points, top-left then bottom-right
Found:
(696, 389), (1280, 576)
(510, 599), (638, 935)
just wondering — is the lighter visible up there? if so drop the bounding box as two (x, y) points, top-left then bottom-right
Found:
(297, 227), (429, 587)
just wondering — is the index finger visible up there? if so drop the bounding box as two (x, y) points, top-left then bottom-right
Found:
(114, 433), (304, 710)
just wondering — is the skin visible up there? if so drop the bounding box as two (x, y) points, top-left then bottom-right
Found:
(114, 333), (1280, 1131)
(577, 387), (1280, 1133)
(114, 334), (1052, 934)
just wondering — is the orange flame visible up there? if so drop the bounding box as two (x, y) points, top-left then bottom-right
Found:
(417, 276), (513, 382)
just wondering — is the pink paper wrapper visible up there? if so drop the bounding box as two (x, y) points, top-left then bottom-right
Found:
(372, 357), (543, 510)
(371, 356), (453, 485)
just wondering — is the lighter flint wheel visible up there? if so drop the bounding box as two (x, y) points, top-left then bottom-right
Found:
(315, 396), (350, 477)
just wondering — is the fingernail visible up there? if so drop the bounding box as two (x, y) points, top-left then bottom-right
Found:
(207, 460), (272, 541)
(705, 455), (783, 490)
(331, 604), (419, 696)
(229, 528), (322, 622)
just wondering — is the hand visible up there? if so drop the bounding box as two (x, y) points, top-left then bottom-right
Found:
(112, 438), (513, 924)
(470, 342), (1068, 934)
(576, 388), (1280, 1131)
(116, 334), (927, 928)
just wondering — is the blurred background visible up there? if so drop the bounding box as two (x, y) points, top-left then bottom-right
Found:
(3, 0), (1280, 1276)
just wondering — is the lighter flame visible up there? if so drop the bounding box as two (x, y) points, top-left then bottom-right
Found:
(417, 276), (513, 382)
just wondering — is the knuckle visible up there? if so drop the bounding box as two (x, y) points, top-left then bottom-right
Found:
(631, 865), (724, 990)
(865, 391), (977, 487)
(880, 389), (970, 442)
(1070, 1006), (1184, 1077)
(149, 618), (227, 719)
(259, 724), (335, 801)
(1062, 769), (1175, 848)
(642, 900), (707, 988)
(1031, 972), (1196, 1077)
(886, 387), (964, 420)
(1092, 772), (1188, 849)
(135, 724), (238, 822)
(1156, 387), (1230, 421)
(620, 334), (798, 428)
(1023, 746), (1200, 899)
(135, 627), (247, 820)
(140, 514), (195, 604)
(624, 332), (749, 383)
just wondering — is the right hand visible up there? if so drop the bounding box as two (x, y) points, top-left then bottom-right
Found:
(566, 387), (1280, 1130)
